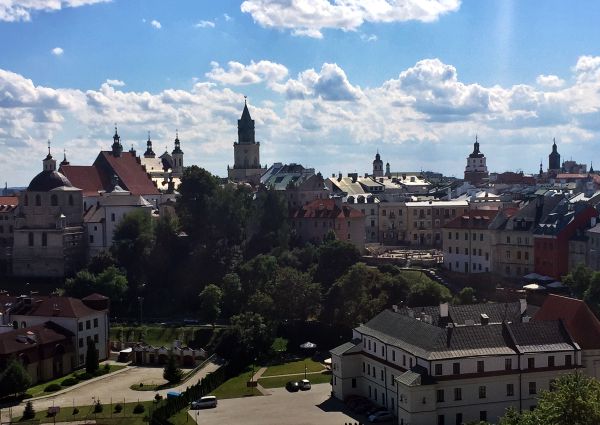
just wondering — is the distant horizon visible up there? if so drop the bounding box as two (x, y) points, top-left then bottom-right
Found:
(2, 1), (600, 185)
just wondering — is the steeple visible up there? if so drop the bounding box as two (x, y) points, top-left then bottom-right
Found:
(111, 125), (123, 157)
(43, 140), (57, 171)
(549, 137), (561, 170)
(237, 96), (256, 144)
(171, 130), (184, 176)
(60, 149), (70, 166)
(172, 130), (183, 155)
(372, 150), (384, 178)
(591, 162), (595, 174)
(144, 131), (156, 158)
(473, 135), (480, 155)
(385, 162), (391, 177)
(539, 160), (543, 177)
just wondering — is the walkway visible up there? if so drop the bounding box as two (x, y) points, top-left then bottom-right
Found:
(249, 367), (269, 396)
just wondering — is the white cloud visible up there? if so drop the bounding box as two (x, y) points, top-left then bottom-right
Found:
(240, 0), (461, 38)
(105, 79), (125, 87)
(223, 13), (232, 21)
(150, 19), (161, 29)
(360, 33), (377, 42)
(0, 0), (110, 22)
(51, 47), (64, 56)
(195, 19), (215, 28)
(206, 60), (288, 86)
(536, 74), (565, 88)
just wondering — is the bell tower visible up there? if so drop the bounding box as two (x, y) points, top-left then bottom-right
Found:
(228, 97), (264, 184)
(171, 130), (184, 177)
(111, 125), (123, 157)
(43, 140), (57, 172)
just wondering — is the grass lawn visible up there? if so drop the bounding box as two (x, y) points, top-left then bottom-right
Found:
(22, 400), (157, 424)
(272, 337), (288, 352)
(26, 364), (126, 398)
(262, 358), (324, 377)
(168, 408), (193, 425)
(258, 372), (331, 389)
(209, 366), (262, 399)
(398, 269), (436, 284)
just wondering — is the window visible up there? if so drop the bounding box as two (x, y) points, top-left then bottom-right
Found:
(455, 232), (459, 239)
(369, 386), (372, 397)
(480, 411), (487, 422)
(392, 350), (396, 361)
(506, 250), (511, 259)
(435, 364), (442, 375)
(506, 236), (511, 243)
(41, 232), (47, 247)
(35, 194), (41, 206)
(455, 413), (463, 425)
(391, 374), (395, 386)
(381, 346), (384, 356)
(448, 247), (452, 254)
(453, 362), (460, 375)
(94, 334), (99, 343)
(448, 232), (452, 240)
(382, 210), (387, 216)
(464, 232), (468, 240)
(381, 370), (384, 381)
(477, 360), (485, 373)
(363, 362), (365, 372)
(78, 338), (83, 348)
(480, 233), (484, 241)
(69, 195), (74, 206)
(529, 382), (537, 395)
(548, 356), (555, 367)
(485, 252), (489, 260)
(352, 378), (356, 388)
(517, 251), (521, 260)
(28, 232), (34, 246)
(437, 415), (445, 425)
(373, 342), (377, 352)
(454, 388), (462, 401)
(464, 248), (468, 255)
(79, 354), (84, 364)
(565, 355), (572, 366)
(403, 355), (406, 366)
(89, 235), (94, 243)
(507, 383), (514, 396)
(78, 322), (83, 331)
(111, 213), (116, 222)
(479, 386), (486, 399)
(374, 388), (378, 401)
(50, 194), (58, 206)
(94, 318), (98, 328)
(86, 320), (91, 330)
(372, 366), (376, 378)
(436, 389), (445, 403)
(368, 340), (371, 350)
(525, 252), (529, 260)
(410, 358), (413, 367)
(472, 233), (476, 241)
(528, 358), (535, 369)
(505, 358), (512, 370)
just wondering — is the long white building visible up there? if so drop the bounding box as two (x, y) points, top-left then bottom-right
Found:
(331, 301), (582, 425)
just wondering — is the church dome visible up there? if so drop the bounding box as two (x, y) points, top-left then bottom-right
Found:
(27, 170), (73, 191)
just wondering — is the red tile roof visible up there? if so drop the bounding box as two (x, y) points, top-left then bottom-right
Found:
(0, 321), (73, 356)
(94, 151), (159, 196)
(534, 294), (600, 349)
(292, 199), (363, 220)
(4, 295), (103, 318)
(59, 165), (105, 196)
(443, 209), (500, 230)
(0, 196), (18, 206)
(556, 173), (588, 180)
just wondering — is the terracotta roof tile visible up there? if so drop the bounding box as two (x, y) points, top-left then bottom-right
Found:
(95, 151), (159, 196)
(292, 199), (363, 219)
(59, 165), (105, 196)
(0, 321), (73, 356)
(7, 295), (102, 318)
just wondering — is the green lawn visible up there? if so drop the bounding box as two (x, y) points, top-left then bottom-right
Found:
(168, 408), (193, 425)
(262, 358), (324, 377)
(209, 366), (262, 399)
(26, 364), (126, 398)
(22, 400), (157, 424)
(258, 372), (331, 389)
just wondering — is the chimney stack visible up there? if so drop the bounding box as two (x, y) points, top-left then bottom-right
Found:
(439, 302), (449, 318)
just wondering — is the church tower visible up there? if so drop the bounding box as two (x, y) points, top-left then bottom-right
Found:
(111, 126), (123, 157)
(43, 141), (57, 172)
(144, 132), (156, 158)
(548, 138), (561, 171)
(171, 130), (184, 177)
(228, 98), (264, 184)
(372, 151), (384, 178)
(463, 136), (489, 185)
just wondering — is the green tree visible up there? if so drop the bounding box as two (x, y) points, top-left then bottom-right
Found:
(0, 358), (31, 397)
(584, 272), (600, 315)
(198, 284), (223, 325)
(246, 188), (290, 256)
(176, 166), (219, 241)
(112, 209), (155, 285)
(563, 263), (593, 298)
(220, 273), (243, 317)
(314, 239), (361, 288)
(163, 354), (183, 384)
(85, 340), (99, 374)
(454, 287), (476, 305)
(272, 267), (322, 321)
(239, 254), (279, 297)
(22, 401), (35, 419)
(219, 312), (275, 364)
(64, 266), (128, 309)
(407, 279), (452, 307)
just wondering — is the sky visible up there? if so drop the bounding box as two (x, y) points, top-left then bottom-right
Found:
(2, 0), (600, 185)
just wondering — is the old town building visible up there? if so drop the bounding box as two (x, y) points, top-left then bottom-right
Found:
(464, 137), (489, 185)
(227, 99), (266, 184)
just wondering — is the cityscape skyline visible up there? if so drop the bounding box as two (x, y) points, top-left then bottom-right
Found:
(2, 1), (600, 185)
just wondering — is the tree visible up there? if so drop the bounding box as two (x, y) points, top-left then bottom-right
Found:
(163, 354), (183, 384)
(407, 279), (452, 307)
(272, 267), (322, 322)
(22, 401), (35, 419)
(65, 266), (128, 309)
(220, 273), (243, 318)
(454, 287), (476, 305)
(111, 209), (155, 284)
(198, 284), (223, 325)
(0, 358), (31, 397)
(314, 239), (361, 289)
(563, 263), (593, 298)
(85, 340), (99, 374)
(246, 188), (290, 256)
(218, 312), (275, 364)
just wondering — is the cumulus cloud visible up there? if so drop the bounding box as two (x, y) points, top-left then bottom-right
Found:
(240, 0), (461, 38)
(223, 13), (232, 21)
(150, 19), (161, 29)
(536, 74), (565, 88)
(105, 79), (125, 87)
(360, 33), (377, 42)
(51, 47), (64, 56)
(0, 0), (109, 22)
(206, 60), (289, 86)
(195, 19), (215, 28)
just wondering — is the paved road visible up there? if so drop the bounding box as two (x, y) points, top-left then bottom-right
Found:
(188, 383), (372, 425)
(0, 360), (221, 422)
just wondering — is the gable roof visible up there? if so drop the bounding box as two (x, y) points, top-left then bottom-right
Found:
(0, 321), (73, 356)
(534, 294), (600, 349)
(292, 199), (363, 219)
(5, 295), (102, 318)
(59, 165), (105, 197)
(94, 151), (159, 196)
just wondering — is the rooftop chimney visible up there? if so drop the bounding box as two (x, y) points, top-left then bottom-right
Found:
(480, 313), (489, 325)
(439, 302), (449, 318)
(520, 298), (527, 315)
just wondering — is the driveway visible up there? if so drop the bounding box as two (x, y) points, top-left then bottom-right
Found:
(0, 359), (221, 422)
(188, 383), (379, 425)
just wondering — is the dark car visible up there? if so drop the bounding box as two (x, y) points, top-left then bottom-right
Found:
(285, 381), (300, 392)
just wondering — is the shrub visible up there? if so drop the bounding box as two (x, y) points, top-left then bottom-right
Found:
(72, 408), (79, 415)
(22, 393), (32, 399)
(93, 369), (104, 377)
(93, 400), (103, 413)
(133, 403), (145, 414)
(22, 401), (35, 420)
(77, 372), (93, 380)
(104, 363), (110, 372)
(44, 383), (61, 392)
(154, 393), (162, 402)
(114, 403), (123, 413)
(61, 378), (78, 387)
(139, 382), (144, 387)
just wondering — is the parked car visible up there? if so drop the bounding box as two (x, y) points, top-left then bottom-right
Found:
(285, 381), (300, 392)
(298, 379), (311, 391)
(368, 410), (394, 423)
(191, 396), (218, 409)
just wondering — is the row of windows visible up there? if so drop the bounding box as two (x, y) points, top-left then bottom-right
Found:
(0, 225), (14, 234)
(505, 250), (530, 260)
(78, 318), (99, 331)
(448, 261), (489, 273)
(435, 411), (486, 425)
(505, 236), (530, 245)
(28, 232), (47, 247)
(24, 194), (75, 207)
(78, 333), (100, 347)
(447, 247), (489, 259)
(448, 232), (485, 242)
(363, 338), (414, 368)
(433, 355), (571, 376)
(436, 381), (537, 405)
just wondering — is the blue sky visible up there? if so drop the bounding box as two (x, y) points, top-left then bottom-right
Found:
(2, 0), (600, 185)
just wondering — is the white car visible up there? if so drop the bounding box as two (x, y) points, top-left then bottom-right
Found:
(191, 396), (217, 409)
(368, 410), (393, 423)
(298, 379), (311, 390)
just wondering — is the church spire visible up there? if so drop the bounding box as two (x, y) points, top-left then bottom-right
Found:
(172, 129), (183, 155)
(43, 140), (57, 171)
(144, 131), (155, 158)
(237, 96), (255, 144)
(60, 148), (70, 166)
(111, 124), (123, 157)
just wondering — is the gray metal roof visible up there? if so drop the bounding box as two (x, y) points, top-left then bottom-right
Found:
(330, 342), (359, 356)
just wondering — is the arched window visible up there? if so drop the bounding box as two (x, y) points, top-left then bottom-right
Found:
(68, 195), (74, 206)
(21, 321), (26, 328)
(42, 232), (47, 247)
(12, 320), (18, 329)
(24, 195), (28, 206)
(51, 194), (58, 206)
(35, 194), (41, 206)
(28, 232), (34, 247)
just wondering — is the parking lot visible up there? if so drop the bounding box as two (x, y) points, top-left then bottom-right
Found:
(188, 383), (391, 425)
